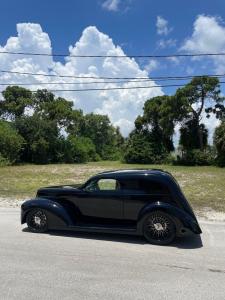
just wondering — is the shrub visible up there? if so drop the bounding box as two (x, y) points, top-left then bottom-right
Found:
(174, 148), (215, 166)
(0, 154), (9, 167)
(123, 131), (167, 164)
(214, 122), (225, 167)
(0, 120), (24, 164)
(67, 136), (99, 163)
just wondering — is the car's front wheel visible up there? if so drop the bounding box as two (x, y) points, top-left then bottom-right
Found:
(143, 211), (176, 245)
(26, 209), (48, 233)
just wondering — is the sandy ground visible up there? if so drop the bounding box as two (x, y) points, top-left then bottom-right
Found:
(1, 196), (225, 222)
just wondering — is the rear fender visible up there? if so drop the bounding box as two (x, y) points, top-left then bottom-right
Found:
(137, 202), (201, 235)
(21, 198), (73, 227)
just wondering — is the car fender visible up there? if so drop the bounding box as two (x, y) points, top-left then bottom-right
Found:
(136, 202), (201, 235)
(21, 198), (73, 227)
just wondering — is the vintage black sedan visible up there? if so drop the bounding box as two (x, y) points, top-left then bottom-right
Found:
(21, 169), (202, 245)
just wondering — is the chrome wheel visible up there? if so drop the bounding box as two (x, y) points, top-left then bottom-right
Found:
(27, 209), (48, 233)
(143, 211), (176, 245)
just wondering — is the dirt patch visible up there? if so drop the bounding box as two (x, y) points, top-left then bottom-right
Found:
(197, 207), (225, 222)
(0, 197), (25, 208)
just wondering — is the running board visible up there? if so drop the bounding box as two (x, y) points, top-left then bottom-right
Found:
(63, 224), (138, 235)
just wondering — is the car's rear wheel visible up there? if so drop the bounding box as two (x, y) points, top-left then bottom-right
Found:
(26, 209), (48, 233)
(143, 211), (176, 245)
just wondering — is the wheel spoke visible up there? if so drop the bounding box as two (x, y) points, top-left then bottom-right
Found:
(146, 213), (173, 241)
(30, 210), (47, 229)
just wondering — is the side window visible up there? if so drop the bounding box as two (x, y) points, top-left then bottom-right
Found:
(139, 180), (169, 194)
(120, 179), (140, 193)
(98, 179), (118, 191)
(120, 179), (169, 195)
(84, 178), (119, 192)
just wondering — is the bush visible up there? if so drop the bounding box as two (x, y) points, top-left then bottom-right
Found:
(66, 136), (99, 163)
(214, 122), (225, 167)
(0, 120), (24, 164)
(123, 131), (167, 164)
(174, 148), (215, 166)
(0, 154), (10, 167)
(162, 153), (176, 165)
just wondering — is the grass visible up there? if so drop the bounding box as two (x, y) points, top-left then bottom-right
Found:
(0, 161), (225, 212)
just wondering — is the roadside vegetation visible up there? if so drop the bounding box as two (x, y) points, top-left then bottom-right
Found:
(0, 162), (224, 213)
(0, 76), (225, 167)
(0, 76), (225, 212)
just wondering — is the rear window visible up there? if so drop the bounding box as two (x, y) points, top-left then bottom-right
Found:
(120, 178), (170, 195)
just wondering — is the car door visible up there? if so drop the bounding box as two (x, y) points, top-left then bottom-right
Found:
(74, 178), (123, 219)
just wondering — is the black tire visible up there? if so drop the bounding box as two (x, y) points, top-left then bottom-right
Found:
(26, 209), (48, 233)
(143, 211), (176, 245)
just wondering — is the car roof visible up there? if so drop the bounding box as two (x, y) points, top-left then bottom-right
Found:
(95, 169), (173, 178)
(83, 169), (178, 189)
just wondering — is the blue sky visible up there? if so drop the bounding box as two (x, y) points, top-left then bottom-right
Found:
(1, 0), (225, 92)
(0, 0), (224, 53)
(0, 0), (224, 138)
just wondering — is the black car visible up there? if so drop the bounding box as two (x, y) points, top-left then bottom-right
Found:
(21, 169), (202, 245)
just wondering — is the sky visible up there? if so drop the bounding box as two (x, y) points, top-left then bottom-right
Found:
(0, 0), (225, 140)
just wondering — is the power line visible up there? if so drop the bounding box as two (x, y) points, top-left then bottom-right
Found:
(1, 73), (225, 86)
(1, 82), (225, 93)
(1, 50), (225, 59)
(0, 79), (179, 86)
(1, 69), (225, 81)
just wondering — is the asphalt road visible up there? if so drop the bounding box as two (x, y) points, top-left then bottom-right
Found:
(0, 208), (225, 300)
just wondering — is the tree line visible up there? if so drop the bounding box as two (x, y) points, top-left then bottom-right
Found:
(0, 76), (225, 167)
(125, 76), (225, 166)
(0, 87), (124, 165)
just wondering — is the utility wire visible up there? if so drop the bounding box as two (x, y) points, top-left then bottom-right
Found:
(1, 69), (225, 81)
(1, 82), (225, 93)
(1, 50), (225, 58)
(0, 79), (181, 86)
(1, 74), (225, 86)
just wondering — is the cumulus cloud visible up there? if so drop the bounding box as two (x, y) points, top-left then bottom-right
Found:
(180, 15), (225, 139)
(144, 59), (159, 73)
(102, 0), (120, 11)
(156, 16), (172, 36)
(181, 15), (225, 73)
(157, 38), (176, 49)
(0, 23), (163, 136)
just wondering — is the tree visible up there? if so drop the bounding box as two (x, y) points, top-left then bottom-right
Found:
(179, 119), (208, 151)
(130, 95), (184, 157)
(124, 95), (184, 164)
(139, 96), (176, 152)
(214, 122), (225, 167)
(0, 120), (24, 163)
(124, 129), (167, 164)
(0, 86), (33, 120)
(79, 113), (123, 160)
(175, 76), (223, 150)
(33, 89), (82, 130)
(15, 115), (60, 164)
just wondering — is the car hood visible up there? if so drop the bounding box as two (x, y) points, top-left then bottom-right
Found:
(36, 184), (83, 198)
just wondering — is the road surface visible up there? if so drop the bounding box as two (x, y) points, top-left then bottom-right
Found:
(0, 208), (224, 300)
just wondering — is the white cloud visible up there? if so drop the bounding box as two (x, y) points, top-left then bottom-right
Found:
(102, 0), (120, 11)
(144, 59), (159, 73)
(181, 15), (225, 53)
(181, 15), (225, 73)
(179, 14), (225, 142)
(156, 16), (172, 36)
(157, 38), (176, 49)
(0, 23), (163, 136)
